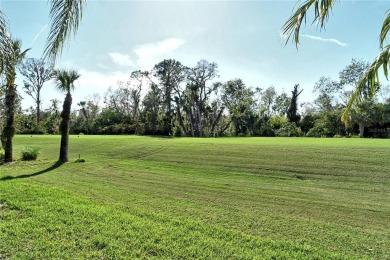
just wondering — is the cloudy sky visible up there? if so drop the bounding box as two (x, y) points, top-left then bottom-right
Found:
(1, 0), (388, 109)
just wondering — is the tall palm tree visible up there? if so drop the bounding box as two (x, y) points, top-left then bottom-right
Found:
(281, 1), (390, 122)
(1, 39), (29, 162)
(54, 69), (80, 162)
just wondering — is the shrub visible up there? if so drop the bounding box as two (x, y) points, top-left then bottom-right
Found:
(269, 115), (288, 130)
(21, 146), (40, 161)
(275, 122), (302, 137)
(306, 125), (330, 137)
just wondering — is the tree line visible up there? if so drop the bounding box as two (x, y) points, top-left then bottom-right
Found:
(2, 58), (390, 142)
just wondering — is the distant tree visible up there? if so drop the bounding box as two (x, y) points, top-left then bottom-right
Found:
(142, 83), (163, 134)
(260, 86), (277, 117)
(222, 79), (256, 136)
(287, 84), (303, 124)
(153, 59), (187, 135)
(19, 58), (54, 124)
(43, 99), (62, 134)
(313, 77), (339, 112)
(185, 60), (219, 137)
(54, 69), (80, 162)
(339, 59), (374, 99)
(272, 92), (290, 116)
(77, 95), (100, 134)
(338, 59), (379, 136)
(348, 98), (381, 137)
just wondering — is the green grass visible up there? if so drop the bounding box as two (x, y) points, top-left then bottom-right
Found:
(1, 135), (389, 259)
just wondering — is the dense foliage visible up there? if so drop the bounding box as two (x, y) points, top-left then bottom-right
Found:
(2, 58), (390, 138)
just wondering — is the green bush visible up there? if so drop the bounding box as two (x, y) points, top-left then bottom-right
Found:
(275, 122), (302, 137)
(21, 146), (40, 161)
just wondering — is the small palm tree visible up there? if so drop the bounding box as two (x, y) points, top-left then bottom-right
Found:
(54, 69), (80, 162)
(1, 39), (29, 162)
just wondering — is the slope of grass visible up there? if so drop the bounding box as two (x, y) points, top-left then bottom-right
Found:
(1, 135), (389, 259)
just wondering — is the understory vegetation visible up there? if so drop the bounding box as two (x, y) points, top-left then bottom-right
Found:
(0, 135), (389, 259)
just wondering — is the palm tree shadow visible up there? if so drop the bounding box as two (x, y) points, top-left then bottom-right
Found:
(0, 161), (64, 181)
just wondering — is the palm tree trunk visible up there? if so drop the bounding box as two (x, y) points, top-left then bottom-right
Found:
(359, 122), (365, 138)
(59, 93), (72, 162)
(37, 93), (41, 124)
(3, 84), (16, 163)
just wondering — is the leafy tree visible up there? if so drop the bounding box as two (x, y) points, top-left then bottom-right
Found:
(281, 1), (390, 120)
(142, 83), (163, 135)
(54, 69), (80, 162)
(185, 60), (219, 137)
(348, 98), (382, 137)
(44, 99), (62, 134)
(1, 39), (29, 162)
(306, 108), (345, 137)
(338, 59), (379, 135)
(260, 86), (277, 117)
(272, 92), (290, 116)
(313, 77), (339, 112)
(78, 98), (100, 135)
(300, 113), (319, 134)
(19, 58), (54, 123)
(152, 59), (187, 135)
(339, 59), (375, 99)
(222, 79), (256, 136)
(287, 84), (303, 124)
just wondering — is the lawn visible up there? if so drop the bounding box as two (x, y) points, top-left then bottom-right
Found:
(0, 135), (389, 259)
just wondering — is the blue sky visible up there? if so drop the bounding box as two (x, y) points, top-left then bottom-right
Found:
(1, 0), (389, 109)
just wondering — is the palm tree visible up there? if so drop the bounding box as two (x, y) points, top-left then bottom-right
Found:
(1, 39), (29, 162)
(0, 1), (85, 162)
(281, 1), (390, 122)
(54, 69), (80, 162)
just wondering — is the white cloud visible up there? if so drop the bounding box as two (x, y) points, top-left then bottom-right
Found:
(107, 38), (186, 71)
(109, 52), (135, 67)
(301, 34), (347, 47)
(76, 69), (129, 90)
(133, 38), (186, 69)
(134, 38), (186, 59)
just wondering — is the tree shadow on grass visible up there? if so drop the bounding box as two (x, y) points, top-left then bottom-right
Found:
(0, 161), (64, 181)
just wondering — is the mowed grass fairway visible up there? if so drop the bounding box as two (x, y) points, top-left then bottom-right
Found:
(0, 136), (389, 259)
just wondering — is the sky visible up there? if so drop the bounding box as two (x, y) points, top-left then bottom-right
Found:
(1, 0), (389, 110)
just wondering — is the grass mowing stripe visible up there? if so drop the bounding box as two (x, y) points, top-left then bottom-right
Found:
(0, 135), (389, 258)
(0, 180), (343, 259)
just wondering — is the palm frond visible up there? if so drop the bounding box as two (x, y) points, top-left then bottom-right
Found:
(44, 0), (86, 64)
(281, 0), (339, 46)
(0, 9), (10, 75)
(54, 69), (80, 93)
(342, 45), (390, 124)
(380, 10), (390, 49)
